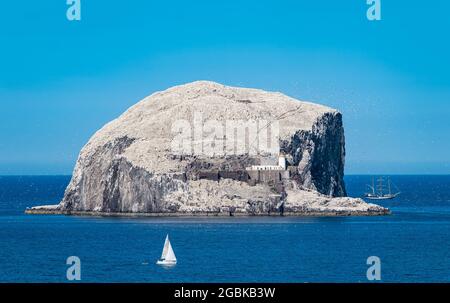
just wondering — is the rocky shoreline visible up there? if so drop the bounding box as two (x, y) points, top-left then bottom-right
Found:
(25, 203), (390, 217)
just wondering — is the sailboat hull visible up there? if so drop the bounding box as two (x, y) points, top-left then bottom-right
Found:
(156, 259), (177, 265)
(365, 196), (396, 200)
(365, 193), (400, 200)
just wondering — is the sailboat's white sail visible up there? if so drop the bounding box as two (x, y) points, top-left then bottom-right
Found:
(160, 235), (170, 259)
(165, 240), (177, 262)
(157, 234), (177, 265)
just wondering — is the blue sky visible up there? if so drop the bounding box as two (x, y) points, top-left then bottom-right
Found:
(0, 0), (449, 175)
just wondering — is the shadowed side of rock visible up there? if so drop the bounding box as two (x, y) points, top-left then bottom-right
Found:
(283, 112), (347, 197)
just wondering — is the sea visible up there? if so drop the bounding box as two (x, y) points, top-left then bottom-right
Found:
(0, 175), (449, 283)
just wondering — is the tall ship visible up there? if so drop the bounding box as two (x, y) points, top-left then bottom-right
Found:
(364, 176), (400, 200)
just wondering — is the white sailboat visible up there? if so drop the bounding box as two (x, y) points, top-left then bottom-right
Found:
(156, 234), (177, 265)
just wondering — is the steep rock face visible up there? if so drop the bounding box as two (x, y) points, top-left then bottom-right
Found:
(54, 81), (384, 215)
(62, 136), (187, 213)
(282, 112), (346, 197)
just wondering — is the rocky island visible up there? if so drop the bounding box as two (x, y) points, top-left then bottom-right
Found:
(26, 81), (389, 217)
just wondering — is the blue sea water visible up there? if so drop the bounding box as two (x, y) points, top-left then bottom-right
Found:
(0, 175), (449, 283)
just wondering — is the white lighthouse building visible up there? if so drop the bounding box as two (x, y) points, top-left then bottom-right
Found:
(246, 152), (287, 171)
